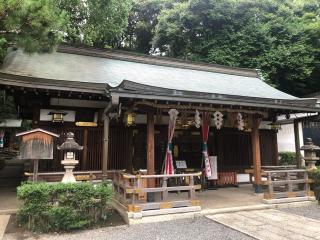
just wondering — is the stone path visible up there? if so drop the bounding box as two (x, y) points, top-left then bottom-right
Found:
(0, 215), (10, 240)
(206, 209), (320, 240)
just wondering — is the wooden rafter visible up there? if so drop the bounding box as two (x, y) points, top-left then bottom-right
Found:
(132, 100), (268, 117)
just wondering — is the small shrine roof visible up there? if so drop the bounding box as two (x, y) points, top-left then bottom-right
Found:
(57, 132), (83, 151)
(16, 128), (59, 137)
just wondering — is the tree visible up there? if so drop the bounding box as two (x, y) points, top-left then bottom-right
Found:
(0, 0), (66, 63)
(0, 0), (133, 63)
(153, 0), (320, 96)
(58, 0), (132, 48)
(122, 0), (182, 53)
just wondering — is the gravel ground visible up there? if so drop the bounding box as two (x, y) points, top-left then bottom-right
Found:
(280, 203), (320, 220)
(4, 217), (253, 240)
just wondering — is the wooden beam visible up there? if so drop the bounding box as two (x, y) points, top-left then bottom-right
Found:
(102, 115), (110, 180)
(294, 120), (302, 168)
(251, 116), (262, 193)
(147, 112), (155, 187)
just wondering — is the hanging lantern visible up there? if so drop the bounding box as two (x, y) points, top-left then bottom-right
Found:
(126, 112), (136, 126)
(48, 111), (67, 123)
(213, 111), (224, 129)
(270, 122), (282, 130)
(176, 110), (192, 129)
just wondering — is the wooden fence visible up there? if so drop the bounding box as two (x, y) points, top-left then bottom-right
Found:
(112, 171), (202, 213)
(262, 169), (314, 200)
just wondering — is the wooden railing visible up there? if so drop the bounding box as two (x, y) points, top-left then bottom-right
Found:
(112, 171), (202, 213)
(262, 169), (314, 200)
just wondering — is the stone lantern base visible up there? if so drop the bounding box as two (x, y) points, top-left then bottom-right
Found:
(305, 160), (318, 171)
(61, 159), (79, 183)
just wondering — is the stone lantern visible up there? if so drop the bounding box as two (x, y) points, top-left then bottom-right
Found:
(57, 132), (83, 183)
(300, 138), (320, 171)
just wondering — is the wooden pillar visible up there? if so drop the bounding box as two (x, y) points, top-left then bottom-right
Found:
(82, 128), (88, 170)
(102, 115), (110, 180)
(147, 112), (155, 175)
(147, 112), (155, 189)
(273, 131), (279, 166)
(294, 120), (302, 168)
(251, 116), (263, 193)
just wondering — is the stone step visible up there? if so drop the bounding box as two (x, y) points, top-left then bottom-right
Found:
(206, 209), (320, 240)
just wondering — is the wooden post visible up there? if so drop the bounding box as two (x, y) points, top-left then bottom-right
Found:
(251, 116), (263, 193)
(147, 112), (155, 177)
(102, 115), (110, 180)
(82, 128), (88, 170)
(162, 178), (168, 201)
(267, 172), (273, 199)
(33, 159), (39, 182)
(273, 132), (279, 166)
(147, 112), (155, 201)
(294, 120), (302, 168)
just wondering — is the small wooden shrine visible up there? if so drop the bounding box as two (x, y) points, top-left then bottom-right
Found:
(16, 128), (59, 181)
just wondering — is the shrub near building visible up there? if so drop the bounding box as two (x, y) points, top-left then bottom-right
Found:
(308, 167), (320, 200)
(17, 182), (113, 232)
(278, 152), (296, 166)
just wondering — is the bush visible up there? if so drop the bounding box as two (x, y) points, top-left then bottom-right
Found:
(17, 182), (113, 232)
(279, 152), (296, 166)
(308, 168), (320, 200)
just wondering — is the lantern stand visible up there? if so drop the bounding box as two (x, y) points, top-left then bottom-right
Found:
(300, 138), (320, 171)
(57, 132), (83, 183)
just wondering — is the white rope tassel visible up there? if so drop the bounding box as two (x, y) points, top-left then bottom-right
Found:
(168, 109), (179, 121)
(194, 110), (201, 128)
(213, 111), (223, 129)
(237, 113), (245, 131)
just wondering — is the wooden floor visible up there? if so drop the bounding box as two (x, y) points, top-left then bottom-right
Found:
(0, 184), (261, 214)
(168, 184), (263, 210)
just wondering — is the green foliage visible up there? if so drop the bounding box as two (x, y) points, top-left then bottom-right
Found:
(152, 0), (320, 96)
(122, 0), (180, 53)
(0, 0), (66, 62)
(278, 152), (296, 166)
(58, 0), (132, 48)
(308, 168), (320, 200)
(1, 0), (319, 97)
(17, 182), (114, 232)
(0, 0), (132, 62)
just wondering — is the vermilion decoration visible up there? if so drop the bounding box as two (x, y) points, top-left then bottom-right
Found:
(163, 109), (179, 175)
(202, 112), (212, 178)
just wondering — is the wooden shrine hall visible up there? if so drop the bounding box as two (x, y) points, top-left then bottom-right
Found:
(0, 46), (319, 216)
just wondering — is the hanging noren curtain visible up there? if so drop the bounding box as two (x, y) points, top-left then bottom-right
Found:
(163, 109), (179, 174)
(202, 112), (212, 178)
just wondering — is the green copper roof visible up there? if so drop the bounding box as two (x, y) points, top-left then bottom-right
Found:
(0, 47), (296, 100)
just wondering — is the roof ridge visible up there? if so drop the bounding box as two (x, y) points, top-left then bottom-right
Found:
(57, 45), (259, 78)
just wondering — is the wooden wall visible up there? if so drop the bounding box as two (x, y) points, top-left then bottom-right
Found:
(38, 127), (103, 172)
(37, 124), (278, 173)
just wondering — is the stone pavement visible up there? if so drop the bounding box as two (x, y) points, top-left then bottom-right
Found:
(0, 215), (10, 240)
(206, 209), (320, 240)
